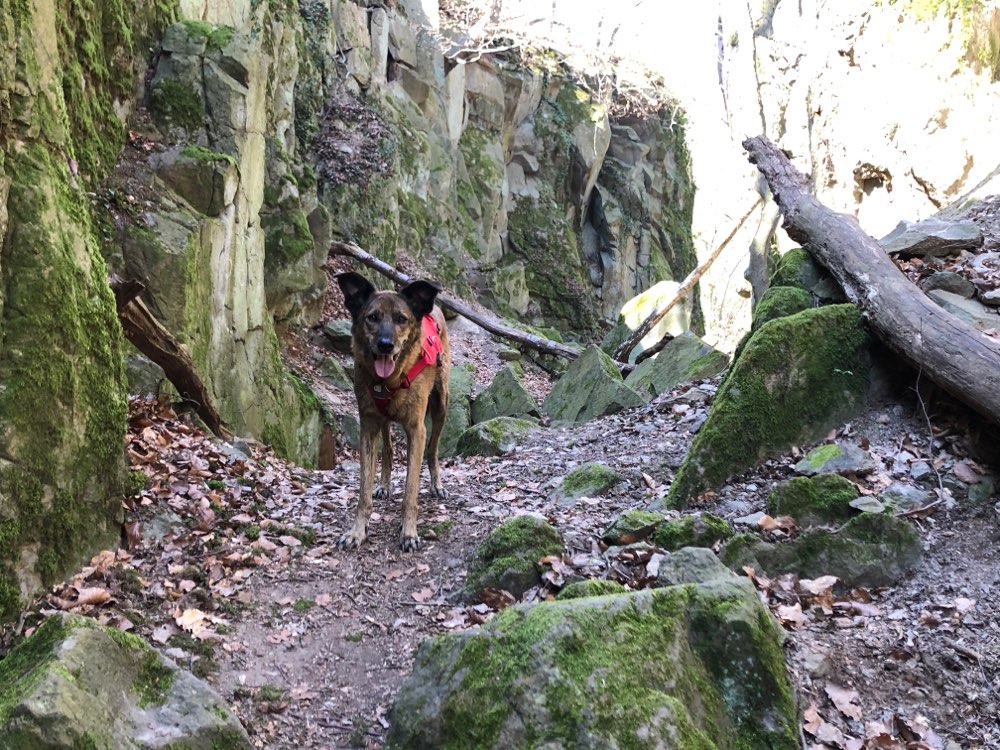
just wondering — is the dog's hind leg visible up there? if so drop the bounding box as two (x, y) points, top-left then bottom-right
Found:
(425, 385), (449, 500)
(399, 420), (427, 552)
(338, 423), (379, 549)
(375, 422), (392, 500)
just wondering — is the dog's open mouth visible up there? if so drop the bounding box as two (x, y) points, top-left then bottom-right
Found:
(374, 354), (397, 378)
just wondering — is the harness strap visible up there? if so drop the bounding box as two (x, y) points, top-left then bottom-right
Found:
(369, 315), (443, 416)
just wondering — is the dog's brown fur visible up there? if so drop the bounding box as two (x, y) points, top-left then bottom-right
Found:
(335, 272), (450, 551)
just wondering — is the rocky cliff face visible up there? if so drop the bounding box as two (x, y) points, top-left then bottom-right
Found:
(310, 0), (697, 338)
(0, 0), (174, 619)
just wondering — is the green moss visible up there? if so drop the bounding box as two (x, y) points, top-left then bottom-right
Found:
(653, 514), (733, 551)
(601, 509), (666, 545)
(665, 304), (870, 508)
(559, 462), (622, 497)
(465, 516), (563, 595)
(263, 207), (315, 271)
(293, 598), (315, 612)
(150, 79), (205, 133)
(178, 19), (235, 50)
(180, 144), (237, 166)
(556, 579), (626, 599)
(54, 0), (134, 183)
(768, 473), (859, 525)
(770, 248), (820, 291)
(752, 286), (812, 330)
(0, 615), (77, 724)
(136, 651), (176, 708)
(798, 443), (843, 471)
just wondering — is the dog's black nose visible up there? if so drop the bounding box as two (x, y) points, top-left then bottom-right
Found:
(376, 338), (394, 354)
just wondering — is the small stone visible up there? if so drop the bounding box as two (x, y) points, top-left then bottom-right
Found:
(794, 441), (878, 477)
(498, 348), (521, 361)
(979, 288), (1000, 306)
(601, 509), (665, 545)
(910, 460), (933, 481)
(322, 319), (354, 353)
(849, 497), (886, 513)
(880, 481), (932, 511)
(734, 511), (767, 527)
(879, 217), (983, 257)
(918, 271), (976, 298)
(551, 462), (623, 507)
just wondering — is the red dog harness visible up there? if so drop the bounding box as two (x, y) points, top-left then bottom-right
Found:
(369, 315), (444, 416)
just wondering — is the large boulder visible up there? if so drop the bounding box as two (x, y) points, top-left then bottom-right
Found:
(388, 575), (797, 749)
(751, 286), (813, 330)
(664, 304), (871, 507)
(542, 346), (646, 423)
(464, 515), (564, 599)
(624, 332), (729, 398)
(471, 365), (538, 423)
(0, 614), (250, 749)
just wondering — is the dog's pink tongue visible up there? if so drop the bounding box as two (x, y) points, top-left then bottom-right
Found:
(375, 355), (395, 378)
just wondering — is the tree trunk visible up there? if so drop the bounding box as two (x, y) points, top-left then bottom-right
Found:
(329, 240), (582, 361)
(743, 135), (1000, 424)
(110, 276), (231, 438)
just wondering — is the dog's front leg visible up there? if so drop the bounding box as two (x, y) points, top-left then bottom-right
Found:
(339, 423), (379, 549)
(399, 420), (427, 552)
(375, 422), (392, 500)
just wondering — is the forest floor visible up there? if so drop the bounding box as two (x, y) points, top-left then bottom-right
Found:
(4, 269), (1000, 750)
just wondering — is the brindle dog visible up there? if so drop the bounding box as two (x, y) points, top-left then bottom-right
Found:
(336, 272), (450, 551)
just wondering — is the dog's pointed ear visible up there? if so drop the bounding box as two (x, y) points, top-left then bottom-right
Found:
(399, 280), (441, 320)
(336, 272), (376, 321)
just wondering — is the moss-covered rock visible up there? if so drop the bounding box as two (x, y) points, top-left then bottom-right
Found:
(768, 473), (860, 526)
(1, 135), (127, 621)
(0, 613), (250, 748)
(655, 547), (734, 587)
(664, 304), (871, 508)
(601, 509), (666, 545)
(771, 248), (822, 291)
(319, 357), (354, 391)
(556, 579), (627, 600)
(653, 513), (733, 551)
(720, 513), (922, 587)
(550, 462), (623, 506)
(542, 346), (645, 423)
(388, 579), (797, 749)
(464, 516), (564, 598)
(471, 365), (538, 424)
(794, 441), (878, 477)
(454, 416), (538, 457)
(752, 286), (813, 330)
(624, 332), (729, 398)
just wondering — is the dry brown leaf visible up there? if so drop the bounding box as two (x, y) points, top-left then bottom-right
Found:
(479, 587), (516, 610)
(411, 586), (434, 603)
(952, 461), (982, 484)
(825, 683), (863, 721)
(776, 603), (808, 627)
(803, 701), (823, 734)
(75, 587), (113, 607)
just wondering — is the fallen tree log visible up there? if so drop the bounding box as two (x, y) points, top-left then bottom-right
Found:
(743, 135), (1000, 424)
(330, 240), (581, 361)
(110, 275), (231, 438)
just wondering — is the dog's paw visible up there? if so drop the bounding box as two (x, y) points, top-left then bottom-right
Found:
(373, 486), (391, 500)
(337, 529), (367, 550)
(429, 485), (449, 501)
(399, 533), (422, 552)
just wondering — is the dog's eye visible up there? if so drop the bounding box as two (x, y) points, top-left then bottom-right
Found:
(394, 314), (408, 324)
(366, 312), (379, 323)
